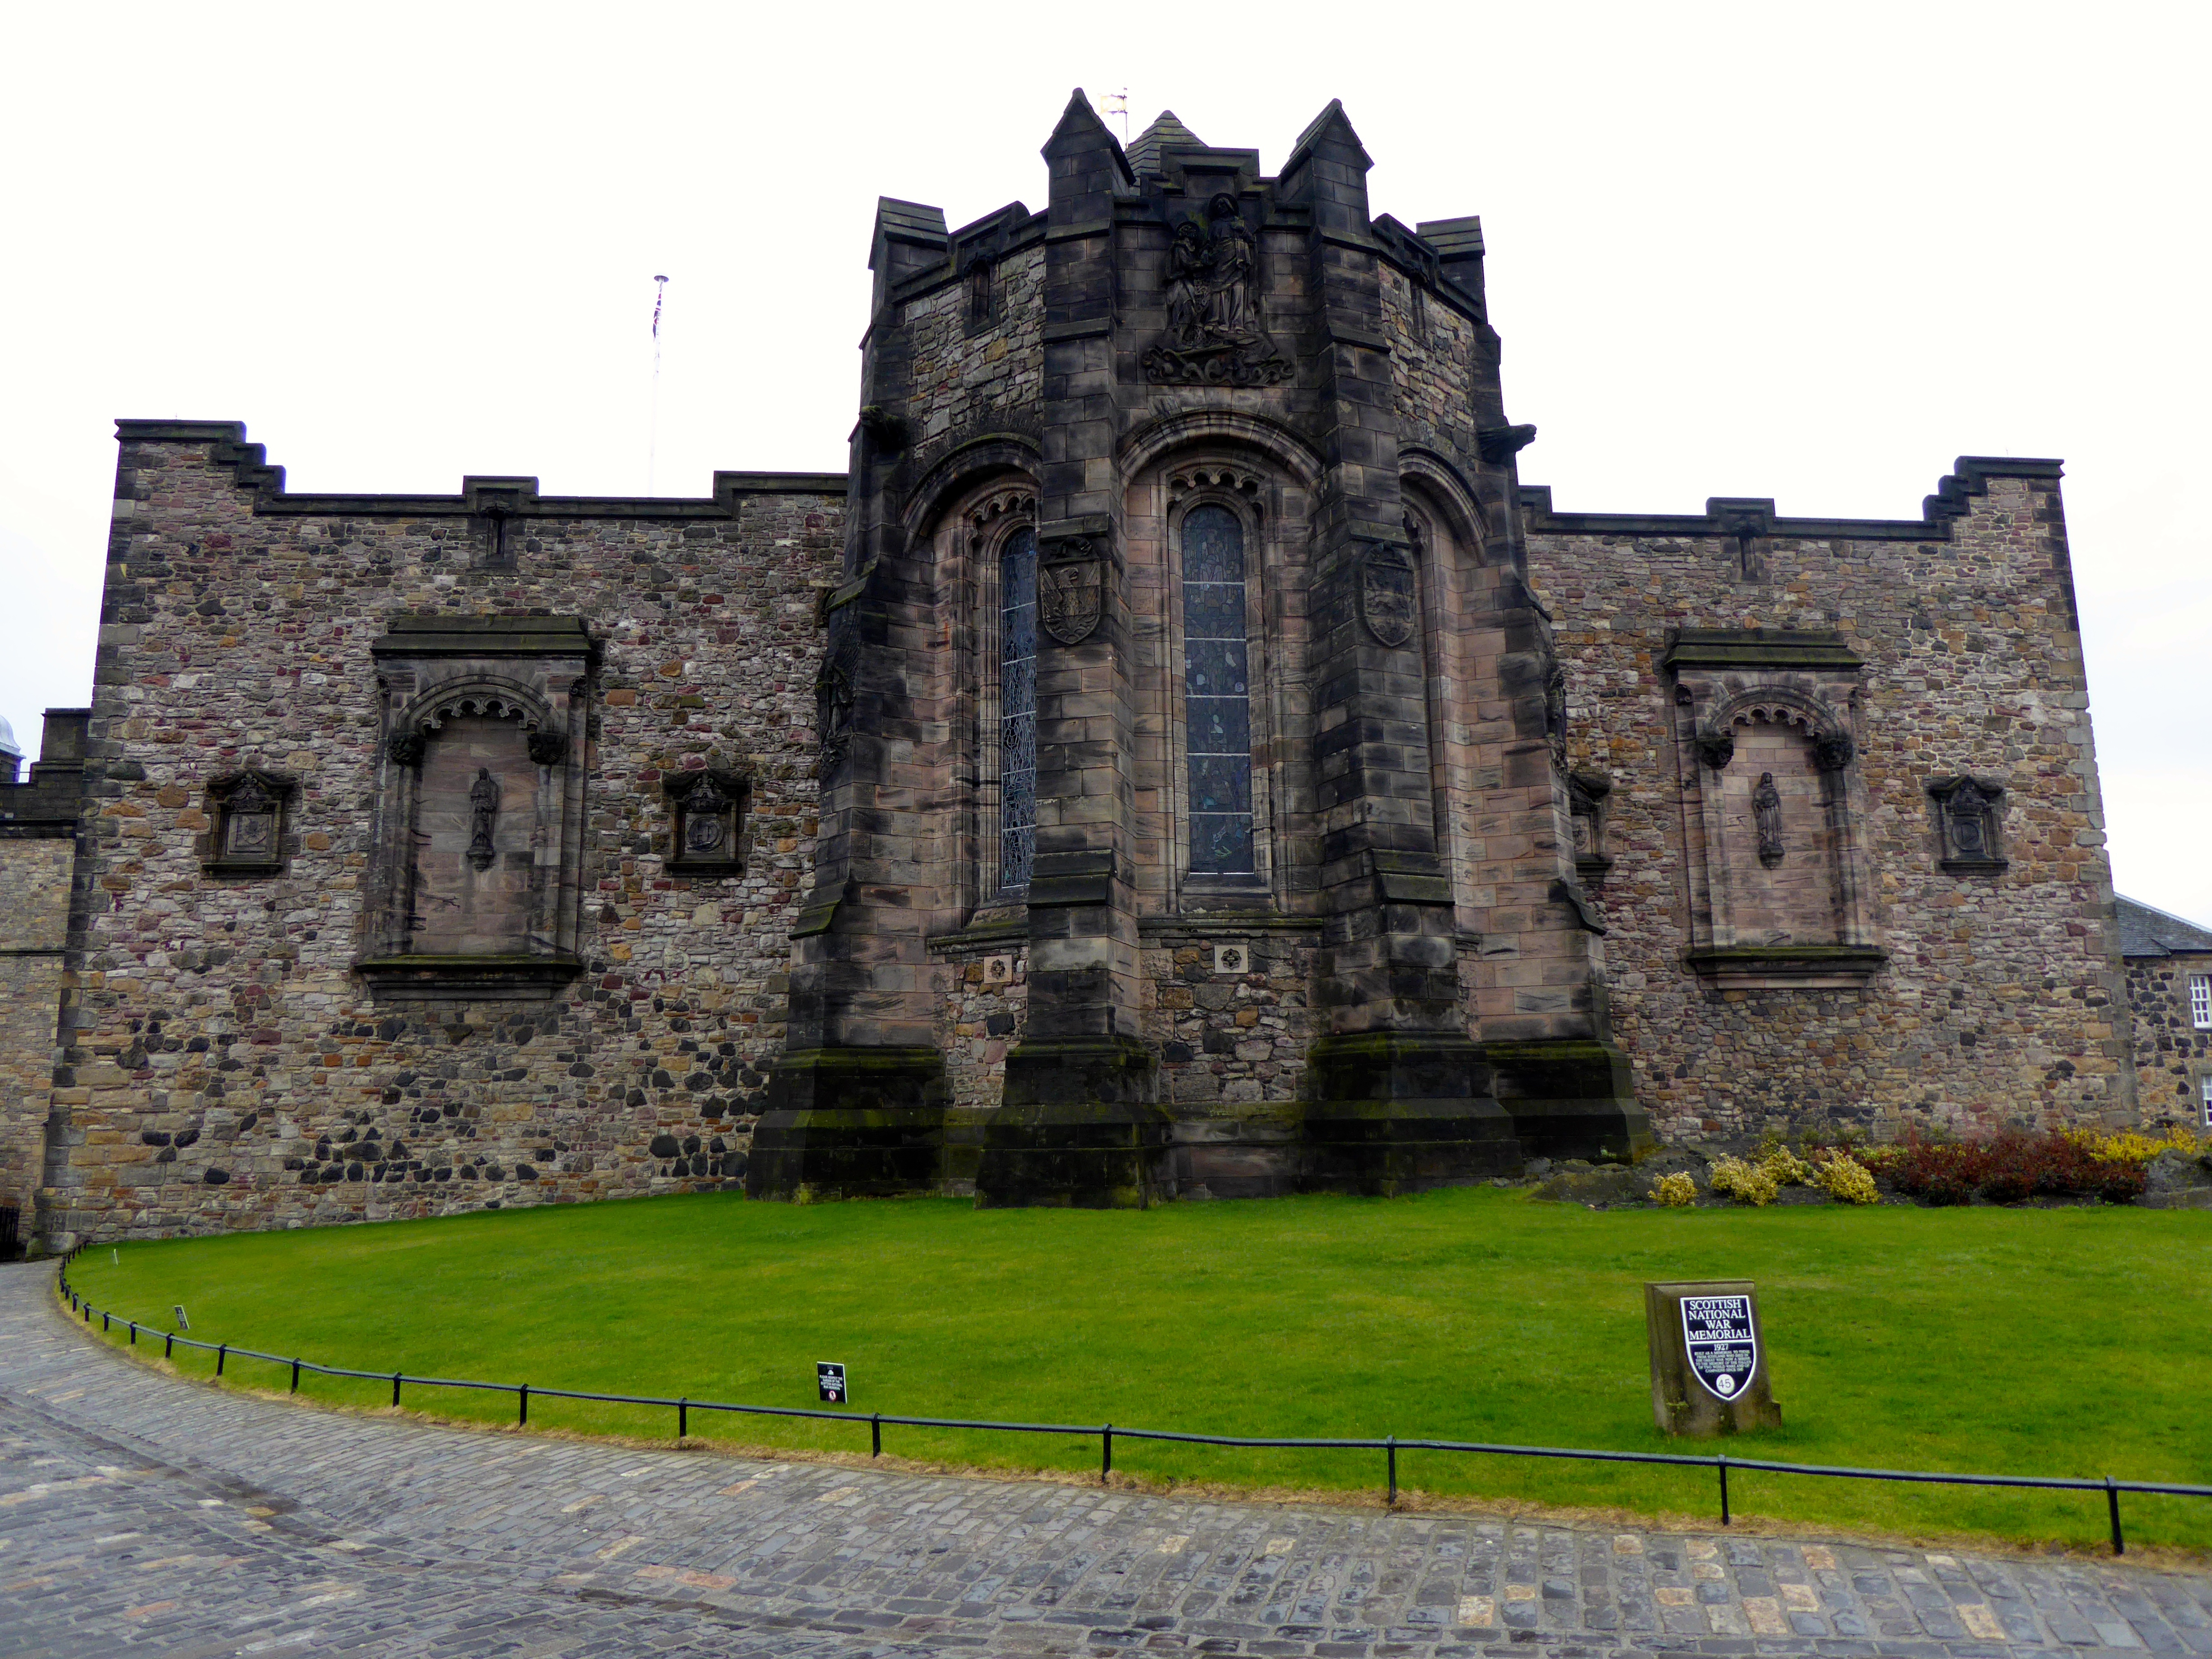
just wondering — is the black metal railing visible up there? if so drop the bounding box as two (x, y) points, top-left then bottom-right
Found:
(52, 1248), (2209, 1556)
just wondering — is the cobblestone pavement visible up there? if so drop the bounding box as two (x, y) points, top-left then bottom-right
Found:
(3, 1262), (2206, 1657)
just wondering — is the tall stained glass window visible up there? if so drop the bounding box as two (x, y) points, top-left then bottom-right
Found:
(998, 527), (1038, 893)
(1182, 504), (1253, 873)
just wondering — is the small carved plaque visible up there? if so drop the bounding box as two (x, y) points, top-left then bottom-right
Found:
(1357, 544), (1415, 647)
(667, 769), (745, 871)
(206, 769), (292, 874)
(1040, 539), (1104, 646)
(1212, 942), (1249, 975)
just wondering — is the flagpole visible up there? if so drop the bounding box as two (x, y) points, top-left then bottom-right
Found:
(648, 274), (670, 494)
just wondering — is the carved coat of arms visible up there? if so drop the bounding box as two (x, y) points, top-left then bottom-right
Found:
(1357, 544), (1416, 647)
(1040, 538), (1104, 646)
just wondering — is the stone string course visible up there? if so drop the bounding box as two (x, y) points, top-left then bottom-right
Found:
(40, 436), (841, 1241)
(1526, 473), (2135, 1143)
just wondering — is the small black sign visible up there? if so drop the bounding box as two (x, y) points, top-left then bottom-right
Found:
(1680, 1294), (1758, 1400)
(816, 1361), (847, 1404)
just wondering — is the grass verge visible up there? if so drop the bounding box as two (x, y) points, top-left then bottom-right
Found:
(56, 1186), (2212, 1551)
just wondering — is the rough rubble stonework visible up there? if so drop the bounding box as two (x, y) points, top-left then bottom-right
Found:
(1526, 473), (2135, 1142)
(0, 93), (2172, 1246)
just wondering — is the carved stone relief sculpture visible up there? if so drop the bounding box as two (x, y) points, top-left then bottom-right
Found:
(1039, 536), (1105, 646)
(1143, 194), (1292, 386)
(1929, 775), (2008, 874)
(204, 769), (295, 875)
(1357, 542), (1416, 647)
(666, 768), (747, 874)
(1568, 771), (1613, 876)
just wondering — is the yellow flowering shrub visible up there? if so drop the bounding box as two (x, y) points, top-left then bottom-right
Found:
(1815, 1154), (1879, 1205)
(1761, 1148), (1814, 1187)
(1708, 1156), (1778, 1206)
(1653, 1172), (1697, 1208)
(2069, 1127), (2209, 1164)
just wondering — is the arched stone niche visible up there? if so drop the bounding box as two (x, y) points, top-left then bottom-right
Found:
(361, 616), (595, 1000)
(1664, 630), (1884, 990)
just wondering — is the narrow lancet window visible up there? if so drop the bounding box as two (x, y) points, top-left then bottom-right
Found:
(998, 527), (1038, 892)
(1182, 504), (1253, 873)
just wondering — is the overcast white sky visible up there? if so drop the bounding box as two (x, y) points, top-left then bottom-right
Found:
(3, 1), (2205, 922)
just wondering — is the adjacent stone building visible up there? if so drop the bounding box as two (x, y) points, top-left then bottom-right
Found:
(0, 94), (2169, 1247)
(2118, 896), (2212, 1130)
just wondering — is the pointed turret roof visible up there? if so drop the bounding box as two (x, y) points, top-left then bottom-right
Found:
(1126, 109), (1204, 177)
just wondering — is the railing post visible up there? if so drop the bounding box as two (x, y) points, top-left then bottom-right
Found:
(872, 1413), (881, 1458)
(165, 1332), (173, 1359)
(519, 1383), (529, 1427)
(83, 1303), (91, 1323)
(129, 1321), (136, 1345)
(216, 1343), (227, 1377)
(1102, 1423), (1113, 1484)
(678, 1397), (688, 1439)
(291, 1359), (300, 1393)
(102, 1310), (109, 1331)
(392, 1372), (402, 1409)
(1387, 1436), (1398, 1506)
(2107, 1476), (2124, 1556)
(1717, 1453), (1729, 1526)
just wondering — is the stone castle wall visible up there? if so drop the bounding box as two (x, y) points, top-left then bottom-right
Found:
(0, 837), (71, 1223)
(38, 428), (842, 1244)
(1526, 469), (2135, 1141)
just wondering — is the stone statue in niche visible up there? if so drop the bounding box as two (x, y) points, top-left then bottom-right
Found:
(1143, 194), (1292, 386)
(468, 768), (500, 872)
(1039, 538), (1104, 646)
(1753, 771), (1785, 867)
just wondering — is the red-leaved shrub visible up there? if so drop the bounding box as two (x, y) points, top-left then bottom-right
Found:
(1881, 1129), (2146, 1205)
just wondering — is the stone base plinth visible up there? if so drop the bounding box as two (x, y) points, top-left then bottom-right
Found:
(1301, 1032), (1523, 1195)
(746, 1046), (948, 1200)
(1646, 1279), (1784, 1436)
(975, 1037), (1168, 1209)
(1481, 1038), (1655, 1163)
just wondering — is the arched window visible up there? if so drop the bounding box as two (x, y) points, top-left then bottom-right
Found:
(1181, 504), (1252, 874)
(998, 525), (1038, 892)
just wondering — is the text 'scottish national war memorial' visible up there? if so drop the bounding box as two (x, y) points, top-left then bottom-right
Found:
(1, 97), (2152, 1246)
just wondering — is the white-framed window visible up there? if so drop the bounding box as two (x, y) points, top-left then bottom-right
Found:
(2200, 1072), (2212, 1131)
(2191, 973), (2212, 1031)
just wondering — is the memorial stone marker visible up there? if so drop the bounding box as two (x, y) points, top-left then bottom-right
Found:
(1645, 1280), (1782, 1436)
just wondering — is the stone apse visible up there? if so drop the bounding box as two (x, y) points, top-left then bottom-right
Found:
(11, 94), (2136, 1245)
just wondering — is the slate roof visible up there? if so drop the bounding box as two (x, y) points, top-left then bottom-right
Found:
(2116, 894), (2212, 956)
(1126, 110), (1204, 177)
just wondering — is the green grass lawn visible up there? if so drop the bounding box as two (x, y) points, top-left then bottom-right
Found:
(56, 1187), (2212, 1551)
